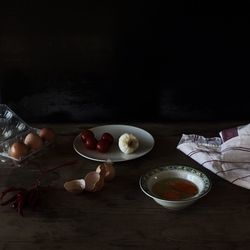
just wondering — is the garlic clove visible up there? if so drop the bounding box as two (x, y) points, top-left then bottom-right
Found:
(64, 179), (86, 194)
(96, 162), (115, 181)
(118, 133), (139, 154)
(84, 171), (104, 192)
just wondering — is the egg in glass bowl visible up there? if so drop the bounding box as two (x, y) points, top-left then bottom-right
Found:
(139, 165), (211, 210)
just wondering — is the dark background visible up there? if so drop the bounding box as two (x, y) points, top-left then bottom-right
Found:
(0, 2), (249, 123)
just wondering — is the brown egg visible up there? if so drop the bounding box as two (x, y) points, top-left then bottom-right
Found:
(8, 142), (29, 160)
(96, 162), (115, 181)
(24, 132), (43, 150)
(84, 171), (105, 192)
(39, 128), (56, 142)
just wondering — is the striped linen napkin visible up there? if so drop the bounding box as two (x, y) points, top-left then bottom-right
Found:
(177, 123), (250, 189)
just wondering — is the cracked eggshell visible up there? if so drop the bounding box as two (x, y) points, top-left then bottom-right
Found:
(84, 171), (104, 192)
(64, 179), (86, 194)
(96, 162), (115, 181)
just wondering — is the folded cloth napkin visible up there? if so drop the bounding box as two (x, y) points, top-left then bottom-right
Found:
(177, 123), (250, 189)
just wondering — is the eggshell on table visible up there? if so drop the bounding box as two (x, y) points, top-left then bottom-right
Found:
(64, 179), (86, 194)
(84, 171), (104, 192)
(96, 162), (115, 181)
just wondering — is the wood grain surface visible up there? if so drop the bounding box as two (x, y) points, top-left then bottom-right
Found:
(1, 122), (250, 250)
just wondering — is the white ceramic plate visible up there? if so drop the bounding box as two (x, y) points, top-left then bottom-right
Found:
(73, 124), (155, 162)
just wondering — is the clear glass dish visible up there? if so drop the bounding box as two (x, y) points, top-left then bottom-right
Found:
(0, 104), (30, 141)
(0, 104), (52, 166)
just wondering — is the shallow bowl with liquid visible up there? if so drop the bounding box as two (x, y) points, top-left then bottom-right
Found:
(139, 165), (211, 210)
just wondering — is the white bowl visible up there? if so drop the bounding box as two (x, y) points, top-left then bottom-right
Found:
(139, 165), (211, 210)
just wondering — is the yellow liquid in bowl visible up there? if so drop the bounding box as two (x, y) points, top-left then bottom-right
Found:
(152, 178), (198, 201)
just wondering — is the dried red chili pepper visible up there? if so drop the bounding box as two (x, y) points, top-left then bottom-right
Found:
(0, 160), (78, 216)
(0, 187), (26, 207)
(0, 194), (17, 206)
(16, 191), (26, 216)
(0, 187), (25, 200)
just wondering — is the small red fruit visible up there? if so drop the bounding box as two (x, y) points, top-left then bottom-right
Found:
(81, 130), (94, 143)
(101, 133), (114, 145)
(85, 137), (97, 150)
(96, 139), (110, 153)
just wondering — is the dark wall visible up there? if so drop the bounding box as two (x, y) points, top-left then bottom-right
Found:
(0, 2), (249, 122)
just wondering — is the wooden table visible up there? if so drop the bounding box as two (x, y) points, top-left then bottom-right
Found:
(1, 122), (250, 250)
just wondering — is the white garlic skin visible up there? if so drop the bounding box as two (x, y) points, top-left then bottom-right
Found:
(118, 133), (139, 154)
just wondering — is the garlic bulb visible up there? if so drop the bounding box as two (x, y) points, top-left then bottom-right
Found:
(118, 133), (139, 154)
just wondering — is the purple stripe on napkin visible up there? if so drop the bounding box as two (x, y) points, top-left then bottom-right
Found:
(220, 127), (238, 142)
